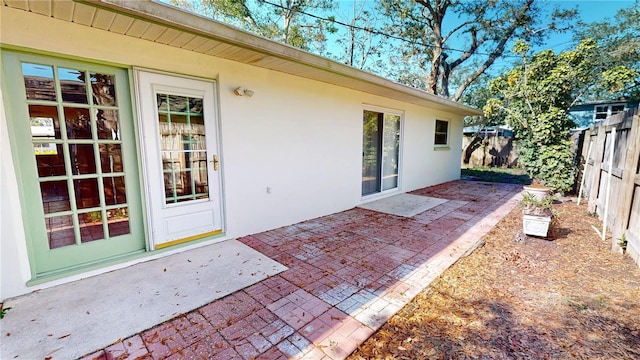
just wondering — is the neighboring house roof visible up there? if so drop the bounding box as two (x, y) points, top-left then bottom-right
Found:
(569, 100), (632, 111)
(2, 0), (481, 116)
(463, 125), (513, 135)
(571, 100), (634, 107)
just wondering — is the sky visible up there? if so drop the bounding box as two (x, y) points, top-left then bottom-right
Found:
(324, 0), (637, 68)
(166, 1), (636, 55)
(538, 0), (636, 52)
(166, 0), (637, 78)
(412, 0), (638, 75)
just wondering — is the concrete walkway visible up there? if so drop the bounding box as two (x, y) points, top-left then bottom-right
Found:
(1, 240), (287, 359)
(70, 180), (521, 360)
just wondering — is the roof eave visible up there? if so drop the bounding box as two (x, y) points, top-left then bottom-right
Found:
(80, 0), (481, 116)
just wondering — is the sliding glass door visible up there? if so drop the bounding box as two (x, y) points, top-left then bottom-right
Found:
(362, 109), (401, 196)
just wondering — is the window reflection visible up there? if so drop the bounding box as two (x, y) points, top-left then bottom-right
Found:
(29, 105), (61, 139)
(46, 215), (75, 249)
(158, 93), (209, 204)
(65, 107), (92, 139)
(99, 144), (123, 173)
(79, 211), (104, 243)
(168, 95), (187, 112)
(59, 67), (88, 104)
(190, 157), (208, 193)
(40, 181), (71, 214)
(35, 144), (66, 177)
(75, 178), (100, 209)
(70, 144), (96, 175)
(175, 170), (193, 202)
(362, 111), (401, 195)
(22, 63), (56, 101)
(22, 61), (132, 247)
(382, 114), (400, 191)
(435, 120), (449, 145)
(30, 105), (62, 163)
(189, 98), (203, 113)
(104, 176), (127, 205)
(157, 94), (169, 111)
(190, 115), (204, 126)
(96, 109), (120, 140)
(108, 207), (130, 237)
(91, 73), (117, 106)
(159, 123), (181, 151)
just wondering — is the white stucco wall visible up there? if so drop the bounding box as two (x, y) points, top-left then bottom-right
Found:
(0, 7), (464, 300)
(0, 85), (34, 301)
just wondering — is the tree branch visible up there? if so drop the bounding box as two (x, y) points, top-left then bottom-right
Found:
(447, 28), (480, 70)
(451, 0), (535, 101)
(441, 19), (478, 44)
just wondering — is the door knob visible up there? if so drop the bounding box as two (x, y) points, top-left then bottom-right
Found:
(211, 154), (219, 171)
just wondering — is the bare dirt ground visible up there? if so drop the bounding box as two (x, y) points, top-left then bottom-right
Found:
(349, 196), (640, 359)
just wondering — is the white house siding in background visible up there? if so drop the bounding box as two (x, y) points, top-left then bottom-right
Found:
(0, 1), (478, 300)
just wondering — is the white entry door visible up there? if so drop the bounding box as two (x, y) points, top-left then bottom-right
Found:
(136, 70), (223, 249)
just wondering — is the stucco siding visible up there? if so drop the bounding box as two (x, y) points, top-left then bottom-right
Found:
(0, 86), (33, 301)
(1, 7), (464, 299)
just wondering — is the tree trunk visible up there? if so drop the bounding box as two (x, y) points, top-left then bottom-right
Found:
(420, 0), (448, 95)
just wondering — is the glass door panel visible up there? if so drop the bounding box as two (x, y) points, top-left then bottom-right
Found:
(24, 63), (131, 248)
(362, 110), (382, 196)
(382, 114), (400, 191)
(23, 63), (56, 101)
(157, 94), (209, 204)
(362, 110), (401, 196)
(3, 51), (146, 277)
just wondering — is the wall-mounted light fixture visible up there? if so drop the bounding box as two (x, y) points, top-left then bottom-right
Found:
(233, 86), (254, 97)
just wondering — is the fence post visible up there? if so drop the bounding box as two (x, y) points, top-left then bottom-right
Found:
(577, 136), (593, 206)
(612, 114), (640, 252)
(587, 125), (606, 213)
(577, 128), (593, 204)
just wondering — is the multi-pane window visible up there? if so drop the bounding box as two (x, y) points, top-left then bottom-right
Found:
(434, 119), (449, 146)
(22, 63), (130, 249)
(156, 94), (209, 204)
(594, 104), (625, 121)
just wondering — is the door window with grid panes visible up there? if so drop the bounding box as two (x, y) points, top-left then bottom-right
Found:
(3, 51), (144, 277)
(156, 94), (209, 204)
(23, 64), (130, 247)
(135, 70), (223, 249)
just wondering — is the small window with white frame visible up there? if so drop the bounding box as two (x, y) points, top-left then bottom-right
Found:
(611, 104), (625, 114)
(434, 119), (449, 146)
(594, 103), (625, 121)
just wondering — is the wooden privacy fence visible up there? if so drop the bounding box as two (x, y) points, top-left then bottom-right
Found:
(577, 107), (640, 266)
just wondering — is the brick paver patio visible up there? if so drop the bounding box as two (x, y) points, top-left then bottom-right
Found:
(80, 180), (521, 360)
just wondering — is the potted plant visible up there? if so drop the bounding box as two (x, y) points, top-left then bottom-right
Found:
(522, 183), (550, 202)
(519, 192), (555, 237)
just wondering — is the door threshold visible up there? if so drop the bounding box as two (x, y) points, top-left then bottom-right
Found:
(155, 229), (223, 249)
